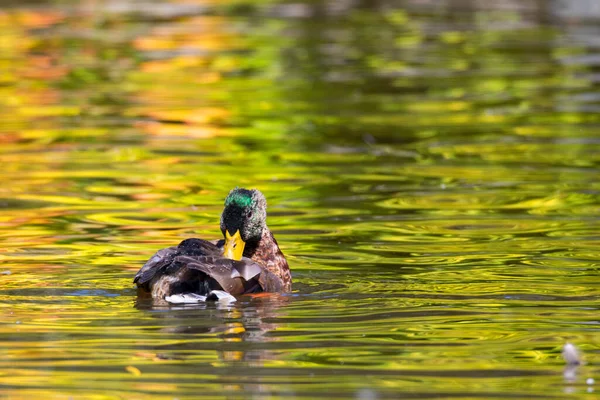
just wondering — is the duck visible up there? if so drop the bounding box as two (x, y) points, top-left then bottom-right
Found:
(134, 188), (292, 302)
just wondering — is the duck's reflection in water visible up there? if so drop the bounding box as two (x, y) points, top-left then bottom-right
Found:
(134, 294), (292, 397)
(134, 293), (289, 365)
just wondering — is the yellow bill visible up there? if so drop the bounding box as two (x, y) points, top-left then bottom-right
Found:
(224, 230), (245, 261)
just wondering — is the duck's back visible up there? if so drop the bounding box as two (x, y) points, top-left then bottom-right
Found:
(134, 238), (264, 299)
(134, 238), (220, 289)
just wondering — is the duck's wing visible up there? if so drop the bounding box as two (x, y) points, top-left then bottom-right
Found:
(177, 238), (222, 256)
(174, 255), (263, 295)
(134, 246), (178, 286)
(235, 257), (264, 281)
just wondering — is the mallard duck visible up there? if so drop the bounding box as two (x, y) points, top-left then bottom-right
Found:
(134, 188), (292, 302)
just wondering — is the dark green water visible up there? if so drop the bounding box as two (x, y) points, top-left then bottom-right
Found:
(0, 0), (599, 398)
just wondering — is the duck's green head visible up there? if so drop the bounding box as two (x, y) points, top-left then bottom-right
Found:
(220, 188), (267, 260)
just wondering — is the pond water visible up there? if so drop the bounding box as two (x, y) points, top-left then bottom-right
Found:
(1, 0), (599, 398)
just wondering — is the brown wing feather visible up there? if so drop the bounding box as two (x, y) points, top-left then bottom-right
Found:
(234, 258), (263, 281)
(175, 255), (262, 295)
(134, 246), (178, 286)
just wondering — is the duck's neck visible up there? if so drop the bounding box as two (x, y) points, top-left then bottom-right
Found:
(244, 227), (286, 264)
(244, 227), (276, 259)
(244, 226), (292, 292)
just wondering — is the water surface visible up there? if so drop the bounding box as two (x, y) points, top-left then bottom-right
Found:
(0, 0), (599, 399)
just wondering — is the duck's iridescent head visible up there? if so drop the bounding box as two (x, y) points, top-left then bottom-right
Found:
(220, 188), (267, 260)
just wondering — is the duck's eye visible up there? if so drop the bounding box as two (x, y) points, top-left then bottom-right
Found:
(247, 211), (253, 219)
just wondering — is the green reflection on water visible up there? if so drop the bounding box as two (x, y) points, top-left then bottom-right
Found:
(0, 0), (599, 399)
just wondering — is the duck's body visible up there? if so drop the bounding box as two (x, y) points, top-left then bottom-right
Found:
(134, 188), (291, 301)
